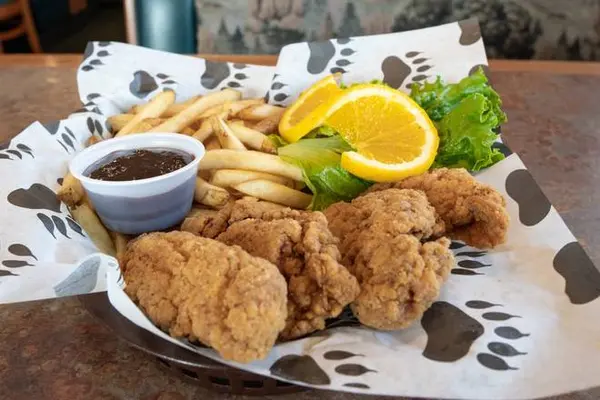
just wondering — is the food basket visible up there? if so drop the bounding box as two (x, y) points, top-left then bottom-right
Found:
(79, 292), (304, 395)
(1, 19), (599, 399)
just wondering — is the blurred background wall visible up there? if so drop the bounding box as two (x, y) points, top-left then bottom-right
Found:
(1, 0), (599, 60)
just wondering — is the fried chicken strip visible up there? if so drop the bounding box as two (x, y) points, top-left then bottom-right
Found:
(324, 189), (454, 330)
(367, 168), (509, 249)
(182, 197), (360, 340)
(122, 231), (287, 363)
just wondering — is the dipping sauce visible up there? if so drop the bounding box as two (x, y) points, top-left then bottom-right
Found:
(86, 148), (193, 181)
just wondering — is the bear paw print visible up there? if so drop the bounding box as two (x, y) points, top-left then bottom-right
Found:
(421, 300), (530, 371)
(80, 41), (113, 72)
(381, 51), (434, 90)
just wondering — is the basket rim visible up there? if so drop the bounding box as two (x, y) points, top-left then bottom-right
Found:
(78, 291), (229, 371)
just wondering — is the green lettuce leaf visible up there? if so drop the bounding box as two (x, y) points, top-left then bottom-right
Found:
(431, 93), (505, 170)
(268, 134), (289, 149)
(278, 135), (372, 210)
(410, 68), (507, 171)
(307, 125), (337, 137)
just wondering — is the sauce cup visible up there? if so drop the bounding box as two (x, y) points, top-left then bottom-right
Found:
(70, 133), (205, 235)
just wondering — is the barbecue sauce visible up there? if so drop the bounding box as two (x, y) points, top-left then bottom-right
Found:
(86, 149), (193, 181)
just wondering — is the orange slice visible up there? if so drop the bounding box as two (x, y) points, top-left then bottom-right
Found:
(279, 74), (343, 142)
(325, 84), (438, 182)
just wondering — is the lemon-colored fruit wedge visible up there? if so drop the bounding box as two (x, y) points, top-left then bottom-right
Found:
(279, 74), (343, 143)
(326, 84), (439, 182)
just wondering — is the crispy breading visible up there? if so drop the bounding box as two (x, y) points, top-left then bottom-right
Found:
(326, 189), (445, 259)
(181, 197), (285, 239)
(368, 168), (509, 249)
(181, 197), (360, 340)
(349, 233), (453, 330)
(121, 231), (287, 363)
(324, 189), (454, 330)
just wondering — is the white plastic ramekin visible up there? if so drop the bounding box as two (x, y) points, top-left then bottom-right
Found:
(70, 133), (205, 234)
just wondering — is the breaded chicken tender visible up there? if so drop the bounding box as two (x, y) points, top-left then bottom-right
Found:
(368, 168), (509, 249)
(349, 232), (453, 330)
(181, 197), (360, 340)
(324, 189), (454, 330)
(121, 231), (287, 363)
(326, 189), (445, 256)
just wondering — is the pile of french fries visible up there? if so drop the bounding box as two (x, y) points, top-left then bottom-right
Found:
(57, 89), (312, 256)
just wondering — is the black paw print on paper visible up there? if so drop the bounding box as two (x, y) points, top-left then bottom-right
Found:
(492, 140), (513, 157)
(0, 139), (34, 161)
(329, 37), (356, 75)
(421, 301), (529, 371)
(450, 241), (491, 276)
(7, 183), (86, 240)
(457, 18), (482, 46)
(505, 169), (552, 227)
(41, 121), (79, 154)
(85, 115), (107, 139)
(199, 61), (247, 93)
(323, 350), (374, 390)
(553, 241), (600, 305)
(270, 354), (331, 385)
(269, 38), (358, 106)
(0, 243), (38, 278)
(129, 71), (177, 99)
(80, 42), (112, 72)
(303, 37), (357, 76)
(269, 73), (289, 104)
(53, 255), (103, 297)
(72, 93), (103, 115)
(381, 51), (434, 90)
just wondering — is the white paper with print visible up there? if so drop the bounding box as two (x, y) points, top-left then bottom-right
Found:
(0, 42), (275, 304)
(0, 22), (599, 399)
(267, 19), (488, 105)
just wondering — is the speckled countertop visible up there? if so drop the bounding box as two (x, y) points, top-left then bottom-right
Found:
(1, 64), (600, 400)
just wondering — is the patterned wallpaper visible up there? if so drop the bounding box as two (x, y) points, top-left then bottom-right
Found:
(195, 0), (600, 60)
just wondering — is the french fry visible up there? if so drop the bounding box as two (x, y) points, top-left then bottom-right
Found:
(188, 119), (203, 131)
(212, 117), (247, 151)
(57, 172), (86, 208)
(70, 202), (116, 256)
(192, 110), (229, 141)
(117, 91), (176, 136)
(86, 135), (103, 147)
(181, 127), (195, 135)
(237, 104), (285, 121)
(126, 120), (155, 134)
(199, 150), (303, 181)
(229, 123), (276, 153)
(110, 231), (129, 260)
(198, 135), (220, 179)
(131, 95), (201, 117)
(107, 114), (134, 132)
(210, 169), (295, 189)
(204, 135), (221, 151)
(198, 98), (265, 120)
(192, 119), (213, 142)
(252, 114), (281, 134)
(194, 177), (230, 208)
(233, 180), (312, 209)
(143, 117), (167, 126)
(151, 89), (241, 133)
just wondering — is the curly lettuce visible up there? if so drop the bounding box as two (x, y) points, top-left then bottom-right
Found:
(278, 136), (372, 210)
(274, 69), (506, 210)
(410, 68), (507, 171)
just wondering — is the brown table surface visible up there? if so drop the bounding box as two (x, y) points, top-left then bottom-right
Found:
(1, 55), (600, 400)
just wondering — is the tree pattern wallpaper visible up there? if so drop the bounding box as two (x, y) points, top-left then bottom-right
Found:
(194, 0), (600, 60)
